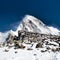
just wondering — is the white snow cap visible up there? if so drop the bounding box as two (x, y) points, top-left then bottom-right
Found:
(16, 15), (60, 35)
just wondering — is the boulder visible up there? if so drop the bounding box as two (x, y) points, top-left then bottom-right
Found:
(36, 43), (43, 48)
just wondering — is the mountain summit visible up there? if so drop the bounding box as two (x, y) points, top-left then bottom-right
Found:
(16, 15), (60, 35)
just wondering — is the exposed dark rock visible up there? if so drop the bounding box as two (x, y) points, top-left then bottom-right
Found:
(34, 54), (37, 56)
(27, 48), (33, 50)
(14, 41), (25, 49)
(36, 43), (43, 48)
(15, 51), (18, 53)
(4, 49), (9, 52)
(46, 47), (51, 50)
(51, 49), (56, 52)
(41, 50), (47, 52)
(45, 41), (49, 45)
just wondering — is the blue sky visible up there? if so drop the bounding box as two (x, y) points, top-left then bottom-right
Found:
(0, 0), (60, 32)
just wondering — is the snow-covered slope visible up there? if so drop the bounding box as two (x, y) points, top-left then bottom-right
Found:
(48, 26), (60, 35)
(16, 15), (60, 35)
(0, 32), (9, 43)
(0, 30), (17, 43)
(0, 43), (60, 60)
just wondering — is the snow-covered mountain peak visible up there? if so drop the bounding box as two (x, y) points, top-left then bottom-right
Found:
(16, 15), (50, 34)
(23, 15), (45, 26)
(0, 14), (60, 43)
(16, 15), (60, 35)
(16, 15), (46, 32)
